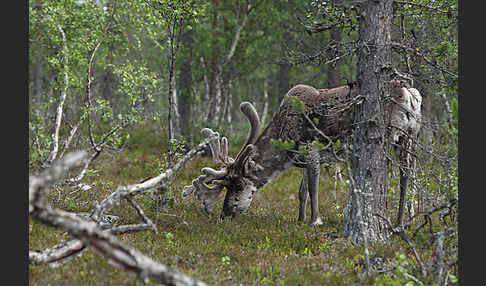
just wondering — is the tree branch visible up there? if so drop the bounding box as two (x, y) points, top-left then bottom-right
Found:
(91, 135), (214, 222)
(29, 150), (210, 285)
(394, 1), (452, 14)
(391, 42), (458, 78)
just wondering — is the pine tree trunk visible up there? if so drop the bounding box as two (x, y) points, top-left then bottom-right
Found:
(343, 0), (393, 244)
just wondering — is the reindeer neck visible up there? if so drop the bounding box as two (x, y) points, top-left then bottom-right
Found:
(250, 117), (295, 189)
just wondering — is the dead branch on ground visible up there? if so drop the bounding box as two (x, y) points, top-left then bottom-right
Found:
(29, 134), (216, 285)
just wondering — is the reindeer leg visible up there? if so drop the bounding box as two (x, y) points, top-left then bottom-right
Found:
(307, 148), (323, 226)
(397, 137), (412, 228)
(298, 168), (308, 222)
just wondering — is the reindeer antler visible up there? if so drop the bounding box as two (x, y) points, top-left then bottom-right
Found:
(183, 102), (262, 214)
(182, 128), (231, 213)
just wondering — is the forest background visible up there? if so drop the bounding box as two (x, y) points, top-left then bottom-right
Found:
(28, 0), (458, 285)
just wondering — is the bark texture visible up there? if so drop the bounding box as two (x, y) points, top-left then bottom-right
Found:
(343, 0), (394, 244)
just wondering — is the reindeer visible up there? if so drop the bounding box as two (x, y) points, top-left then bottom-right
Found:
(183, 80), (422, 226)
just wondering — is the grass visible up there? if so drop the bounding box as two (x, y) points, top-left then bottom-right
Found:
(29, 124), (452, 286)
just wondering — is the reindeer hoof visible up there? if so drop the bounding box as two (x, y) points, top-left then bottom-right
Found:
(309, 217), (323, 226)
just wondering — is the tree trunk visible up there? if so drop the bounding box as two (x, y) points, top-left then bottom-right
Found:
(44, 26), (69, 167)
(205, 59), (218, 125)
(32, 62), (44, 101)
(213, 64), (223, 125)
(177, 29), (193, 140)
(411, 22), (433, 213)
(206, 2), (251, 126)
(327, 28), (342, 87)
(344, 0), (393, 244)
(277, 30), (292, 107)
(205, 9), (219, 125)
(200, 57), (210, 122)
(220, 77), (233, 126)
(261, 79), (269, 126)
(102, 44), (117, 115)
(326, 0), (342, 88)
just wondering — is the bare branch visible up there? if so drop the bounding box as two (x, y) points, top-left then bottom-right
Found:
(391, 41), (458, 78)
(126, 196), (158, 234)
(394, 1), (452, 14)
(33, 207), (208, 285)
(30, 151), (87, 213)
(92, 134), (215, 221)
(29, 239), (86, 266)
(29, 223), (154, 267)
(59, 117), (85, 159)
(374, 213), (427, 277)
(29, 152), (210, 285)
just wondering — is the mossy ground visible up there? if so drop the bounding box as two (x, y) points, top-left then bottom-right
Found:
(29, 124), (442, 286)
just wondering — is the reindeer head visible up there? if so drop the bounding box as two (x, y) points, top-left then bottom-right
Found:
(183, 102), (263, 219)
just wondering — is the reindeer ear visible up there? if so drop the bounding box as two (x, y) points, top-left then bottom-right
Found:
(407, 88), (422, 112)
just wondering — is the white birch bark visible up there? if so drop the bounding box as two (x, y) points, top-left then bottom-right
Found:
(261, 79), (269, 126)
(212, 1), (251, 125)
(44, 26), (69, 166)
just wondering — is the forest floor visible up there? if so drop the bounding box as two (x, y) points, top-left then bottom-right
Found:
(29, 124), (428, 286)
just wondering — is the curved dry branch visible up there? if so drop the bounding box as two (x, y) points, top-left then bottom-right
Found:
(92, 135), (214, 222)
(29, 239), (86, 266)
(34, 207), (209, 285)
(29, 151), (210, 286)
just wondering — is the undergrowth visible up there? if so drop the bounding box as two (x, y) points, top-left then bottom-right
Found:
(29, 124), (458, 286)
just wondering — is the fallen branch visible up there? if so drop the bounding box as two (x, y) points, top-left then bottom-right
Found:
(29, 239), (86, 266)
(126, 196), (158, 234)
(34, 207), (209, 285)
(29, 146), (212, 285)
(29, 223), (153, 267)
(91, 135), (214, 222)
